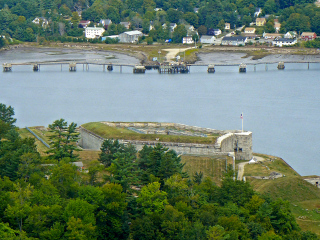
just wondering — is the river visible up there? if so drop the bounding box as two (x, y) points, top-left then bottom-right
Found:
(0, 47), (319, 176)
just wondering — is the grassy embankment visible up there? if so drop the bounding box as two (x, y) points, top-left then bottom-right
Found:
(81, 122), (219, 144)
(244, 154), (320, 235)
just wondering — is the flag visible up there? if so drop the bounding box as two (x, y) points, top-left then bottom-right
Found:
(240, 113), (243, 119)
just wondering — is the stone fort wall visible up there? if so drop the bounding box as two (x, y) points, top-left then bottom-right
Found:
(79, 123), (253, 160)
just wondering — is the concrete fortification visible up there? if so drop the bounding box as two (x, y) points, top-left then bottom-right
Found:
(79, 122), (253, 160)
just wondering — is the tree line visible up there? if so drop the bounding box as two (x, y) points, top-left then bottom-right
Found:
(0, 103), (319, 239)
(1, 0), (320, 47)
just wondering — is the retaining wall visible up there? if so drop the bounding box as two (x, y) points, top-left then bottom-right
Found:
(79, 124), (253, 160)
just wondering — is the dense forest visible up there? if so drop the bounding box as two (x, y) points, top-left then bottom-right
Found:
(0, 103), (319, 239)
(0, 0), (320, 45)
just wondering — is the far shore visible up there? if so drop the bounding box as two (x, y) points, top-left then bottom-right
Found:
(1, 42), (320, 65)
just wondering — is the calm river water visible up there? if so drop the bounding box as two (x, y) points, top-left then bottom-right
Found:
(0, 48), (319, 176)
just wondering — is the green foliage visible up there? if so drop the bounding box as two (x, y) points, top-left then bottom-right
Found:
(0, 108), (317, 240)
(46, 119), (80, 162)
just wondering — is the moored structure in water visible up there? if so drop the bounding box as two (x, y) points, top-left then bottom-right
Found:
(159, 62), (189, 74)
(133, 65), (146, 73)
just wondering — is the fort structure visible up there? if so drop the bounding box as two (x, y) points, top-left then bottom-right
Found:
(79, 122), (253, 160)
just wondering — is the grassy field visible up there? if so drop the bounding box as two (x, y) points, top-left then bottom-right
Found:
(82, 122), (219, 144)
(244, 155), (320, 236)
(18, 128), (50, 155)
(181, 155), (233, 185)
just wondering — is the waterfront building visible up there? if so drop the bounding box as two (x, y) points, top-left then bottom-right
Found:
(85, 27), (105, 39)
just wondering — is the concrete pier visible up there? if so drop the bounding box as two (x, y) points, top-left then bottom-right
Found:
(69, 63), (76, 71)
(277, 61), (285, 70)
(207, 64), (215, 73)
(107, 64), (113, 71)
(3, 63), (12, 72)
(239, 63), (246, 73)
(33, 64), (39, 71)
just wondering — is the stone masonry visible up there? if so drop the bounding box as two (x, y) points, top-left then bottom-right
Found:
(79, 122), (253, 160)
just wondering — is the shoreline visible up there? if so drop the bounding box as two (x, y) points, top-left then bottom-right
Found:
(1, 43), (320, 65)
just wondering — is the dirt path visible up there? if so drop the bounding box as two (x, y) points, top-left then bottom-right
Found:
(237, 156), (265, 180)
(163, 47), (194, 61)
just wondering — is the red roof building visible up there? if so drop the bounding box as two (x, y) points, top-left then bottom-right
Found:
(301, 32), (317, 41)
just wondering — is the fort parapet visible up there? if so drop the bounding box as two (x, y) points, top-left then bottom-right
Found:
(79, 122), (253, 160)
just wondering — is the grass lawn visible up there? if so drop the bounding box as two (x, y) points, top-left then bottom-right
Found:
(81, 122), (219, 144)
(18, 128), (50, 156)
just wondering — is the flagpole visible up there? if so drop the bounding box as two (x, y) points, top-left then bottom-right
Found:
(242, 112), (243, 132)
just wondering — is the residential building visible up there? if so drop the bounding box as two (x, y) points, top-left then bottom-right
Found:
(200, 35), (216, 44)
(254, 8), (262, 17)
(162, 23), (177, 32)
(225, 23), (230, 30)
(85, 27), (105, 38)
(194, 8), (199, 13)
(256, 18), (266, 26)
(120, 22), (131, 29)
(182, 36), (194, 44)
(79, 20), (90, 28)
(221, 36), (248, 46)
(118, 30), (143, 43)
(272, 38), (297, 47)
(274, 23), (281, 33)
(263, 33), (282, 39)
(284, 31), (297, 39)
(244, 27), (256, 34)
(32, 17), (49, 27)
(213, 29), (222, 35)
(301, 32), (317, 41)
(100, 19), (112, 28)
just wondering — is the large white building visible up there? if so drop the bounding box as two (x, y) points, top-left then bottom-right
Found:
(118, 30), (143, 43)
(85, 27), (105, 39)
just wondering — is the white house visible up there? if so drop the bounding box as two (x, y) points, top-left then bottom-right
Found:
(119, 30), (143, 43)
(100, 19), (112, 27)
(284, 31), (297, 39)
(183, 36), (194, 44)
(274, 23), (281, 33)
(254, 8), (262, 17)
(221, 36), (248, 46)
(272, 38), (297, 47)
(200, 35), (216, 44)
(85, 27), (105, 39)
(162, 23), (177, 32)
(213, 29), (222, 35)
(225, 23), (230, 30)
(244, 27), (256, 34)
(32, 17), (49, 27)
